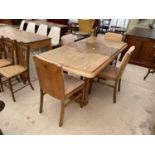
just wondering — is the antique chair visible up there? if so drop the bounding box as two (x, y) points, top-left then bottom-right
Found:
(0, 37), (15, 68)
(48, 26), (61, 47)
(61, 34), (75, 45)
(26, 22), (36, 33)
(0, 41), (34, 102)
(77, 19), (95, 36)
(36, 24), (48, 36)
(96, 46), (135, 103)
(104, 32), (123, 66)
(33, 55), (85, 127)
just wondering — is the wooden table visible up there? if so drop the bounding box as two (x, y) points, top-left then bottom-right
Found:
(40, 36), (127, 105)
(0, 26), (52, 51)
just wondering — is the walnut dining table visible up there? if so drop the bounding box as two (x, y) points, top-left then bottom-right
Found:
(40, 36), (127, 105)
(0, 26), (52, 51)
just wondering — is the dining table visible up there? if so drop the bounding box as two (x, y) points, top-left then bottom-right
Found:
(40, 35), (127, 105)
(0, 26), (52, 51)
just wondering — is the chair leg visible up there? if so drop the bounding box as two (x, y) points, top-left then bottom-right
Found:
(144, 68), (151, 80)
(39, 88), (44, 113)
(81, 86), (85, 108)
(113, 82), (117, 103)
(118, 79), (121, 92)
(88, 79), (93, 94)
(8, 79), (16, 102)
(0, 76), (3, 92)
(59, 100), (65, 127)
(28, 74), (34, 90)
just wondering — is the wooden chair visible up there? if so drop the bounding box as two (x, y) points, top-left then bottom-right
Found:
(0, 37), (15, 68)
(0, 41), (34, 102)
(104, 32), (123, 66)
(61, 34), (75, 45)
(26, 22), (36, 33)
(96, 46), (135, 103)
(33, 55), (85, 127)
(48, 26), (61, 47)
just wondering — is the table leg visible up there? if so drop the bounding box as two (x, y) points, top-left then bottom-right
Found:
(83, 77), (91, 106)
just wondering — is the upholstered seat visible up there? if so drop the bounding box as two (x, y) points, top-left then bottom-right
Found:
(33, 55), (85, 127)
(98, 65), (119, 80)
(0, 59), (12, 68)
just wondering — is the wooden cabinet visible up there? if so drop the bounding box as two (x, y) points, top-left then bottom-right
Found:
(120, 28), (155, 68)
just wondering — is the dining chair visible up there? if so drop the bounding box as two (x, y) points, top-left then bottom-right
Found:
(104, 32), (123, 42)
(36, 24), (48, 36)
(61, 34), (75, 45)
(96, 46), (135, 103)
(26, 22), (36, 33)
(0, 41), (34, 102)
(78, 19), (95, 35)
(0, 37), (15, 68)
(48, 26), (61, 47)
(33, 55), (85, 127)
(19, 20), (25, 30)
(104, 32), (123, 66)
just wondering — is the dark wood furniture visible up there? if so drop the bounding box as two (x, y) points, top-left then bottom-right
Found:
(120, 27), (155, 68)
(0, 100), (5, 135)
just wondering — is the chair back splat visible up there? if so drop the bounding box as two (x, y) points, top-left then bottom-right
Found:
(33, 55), (65, 100)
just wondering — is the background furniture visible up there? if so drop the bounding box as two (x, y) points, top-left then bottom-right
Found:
(26, 22), (36, 33)
(0, 42), (34, 102)
(0, 27), (51, 51)
(61, 34), (75, 45)
(120, 27), (155, 68)
(99, 19), (111, 33)
(36, 24), (48, 36)
(33, 55), (85, 127)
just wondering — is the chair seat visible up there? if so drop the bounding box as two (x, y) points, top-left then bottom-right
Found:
(98, 65), (119, 80)
(64, 74), (84, 96)
(0, 65), (26, 78)
(0, 59), (12, 68)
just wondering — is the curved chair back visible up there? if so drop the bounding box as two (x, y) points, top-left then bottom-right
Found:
(37, 24), (48, 36)
(26, 22), (36, 33)
(61, 34), (75, 45)
(48, 26), (61, 46)
(19, 20), (25, 30)
(33, 55), (65, 100)
(104, 32), (123, 42)
(117, 46), (135, 80)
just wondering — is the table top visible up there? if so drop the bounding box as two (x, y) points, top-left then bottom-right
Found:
(0, 26), (50, 43)
(40, 36), (127, 78)
(25, 20), (68, 28)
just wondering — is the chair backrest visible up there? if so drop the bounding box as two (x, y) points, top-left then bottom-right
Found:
(3, 37), (15, 64)
(78, 19), (95, 34)
(37, 24), (48, 36)
(26, 22), (36, 33)
(116, 46), (135, 80)
(15, 41), (30, 69)
(104, 32), (123, 42)
(61, 34), (75, 45)
(33, 55), (65, 100)
(19, 20), (25, 30)
(48, 26), (61, 46)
